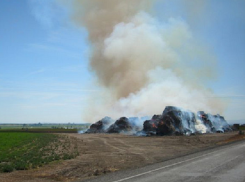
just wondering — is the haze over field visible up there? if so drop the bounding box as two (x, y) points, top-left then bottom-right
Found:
(0, 0), (245, 123)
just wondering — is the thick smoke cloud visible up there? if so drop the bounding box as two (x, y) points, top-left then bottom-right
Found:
(64, 0), (226, 122)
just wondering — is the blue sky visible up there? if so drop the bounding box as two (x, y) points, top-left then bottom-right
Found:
(0, 0), (245, 123)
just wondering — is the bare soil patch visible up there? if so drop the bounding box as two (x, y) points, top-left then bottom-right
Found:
(0, 132), (242, 182)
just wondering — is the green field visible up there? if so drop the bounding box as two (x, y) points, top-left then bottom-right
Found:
(0, 132), (78, 173)
(240, 126), (245, 130)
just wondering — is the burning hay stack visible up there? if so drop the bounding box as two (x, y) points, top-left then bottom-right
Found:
(197, 111), (232, 133)
(143, 115), (161, 136)
(157, 106), (197, 136)
(142, 107), (197, 136)
(86, 117), (114, 133)
(107, 117), (133, 133)
(86, 106), (232, 136)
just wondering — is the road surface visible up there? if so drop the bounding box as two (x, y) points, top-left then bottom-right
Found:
(81, 140), (245, 182)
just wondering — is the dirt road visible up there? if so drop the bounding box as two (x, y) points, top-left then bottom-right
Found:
(0, 132), (244, 182)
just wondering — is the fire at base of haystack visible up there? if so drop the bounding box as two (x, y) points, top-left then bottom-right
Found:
(85, 106), (232, 136)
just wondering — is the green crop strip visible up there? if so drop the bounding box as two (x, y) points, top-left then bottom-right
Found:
(0, 132), (78, 173)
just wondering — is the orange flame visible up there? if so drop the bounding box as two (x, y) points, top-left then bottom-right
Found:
(152, 123), (157, 128)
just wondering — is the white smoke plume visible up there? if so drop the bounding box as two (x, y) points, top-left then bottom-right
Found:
(62, 0), (226, 122)
(195, 119), (208, 134)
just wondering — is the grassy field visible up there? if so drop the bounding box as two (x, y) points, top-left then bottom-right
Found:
(0, 132), (79, 173)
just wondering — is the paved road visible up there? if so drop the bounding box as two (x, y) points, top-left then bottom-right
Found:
(82, 140), (245, 182)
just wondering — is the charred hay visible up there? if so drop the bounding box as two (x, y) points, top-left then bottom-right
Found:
(107, 117), (133, 133)
(86, 106), (232, 136)
(86, 117), (113, 133)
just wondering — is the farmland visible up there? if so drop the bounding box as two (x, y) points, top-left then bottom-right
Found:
(1, 132), (244, 182)
(0, 123), (89, 132)
(0, 132), (79, 173)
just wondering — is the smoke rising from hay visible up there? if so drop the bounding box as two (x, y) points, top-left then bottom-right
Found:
(66, 0), (226, 122)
